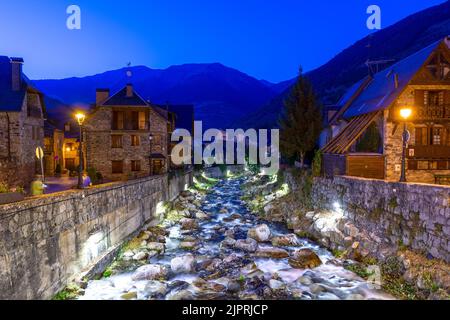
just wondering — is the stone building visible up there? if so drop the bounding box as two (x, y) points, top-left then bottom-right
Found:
(0, 56), (45, 187)
(322, 37), (450, 184)
(84, 84), (168, 181)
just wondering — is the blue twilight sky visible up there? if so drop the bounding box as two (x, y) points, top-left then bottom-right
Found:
(0, 0), (446, 82)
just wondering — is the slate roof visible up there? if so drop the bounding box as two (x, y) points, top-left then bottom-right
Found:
(0, 55), (30, 112)
(341, 39), (445, 119)
(101, 86), (148, 106)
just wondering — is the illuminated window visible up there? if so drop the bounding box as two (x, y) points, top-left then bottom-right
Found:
(432, 128), (442, 145)
(139, 112), (146, 130)
(131, 135), (140, 146)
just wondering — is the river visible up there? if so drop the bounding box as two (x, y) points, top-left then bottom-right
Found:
(79, 176), (392, 300)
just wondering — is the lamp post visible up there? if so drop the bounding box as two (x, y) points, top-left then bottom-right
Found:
(399, 107), (412, 183)
(149, 134), (153, 175)
(75, 112), (86, 189)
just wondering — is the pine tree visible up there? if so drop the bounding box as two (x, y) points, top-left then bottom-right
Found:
(279, 68), (322, 167)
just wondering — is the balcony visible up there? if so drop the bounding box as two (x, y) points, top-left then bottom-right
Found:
(408, 145), (450, 159)
(416, 104), (450, 120)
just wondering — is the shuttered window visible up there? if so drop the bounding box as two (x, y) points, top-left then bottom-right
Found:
(131, 160), (141, 172)
(111, 135), (123, 148)
(415, 127), (428, 145)
(112, 160), (123, 174)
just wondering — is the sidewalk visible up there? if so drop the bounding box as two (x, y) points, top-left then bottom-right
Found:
(44, 177), (78, 194)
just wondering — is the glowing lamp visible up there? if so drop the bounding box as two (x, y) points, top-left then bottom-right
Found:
(75, 112), (86, 125)
(399, 108), (412, 120)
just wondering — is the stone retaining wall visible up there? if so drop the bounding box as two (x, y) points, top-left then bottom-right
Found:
(0, 171), (193, 300)
(311, 176), (450, 262)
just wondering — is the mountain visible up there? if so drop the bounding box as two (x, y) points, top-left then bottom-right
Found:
(33, 63), (282, 129)
(235, 1), (450, 129)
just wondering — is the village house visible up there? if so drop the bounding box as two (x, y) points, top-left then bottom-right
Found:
(321, 37), (450, 184)
(0, 56), (46, 188)
(84, 84), (169, 181)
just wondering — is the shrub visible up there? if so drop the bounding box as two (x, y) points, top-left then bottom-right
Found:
(312, 150), (322, 177)
(87, 167), (98, 184)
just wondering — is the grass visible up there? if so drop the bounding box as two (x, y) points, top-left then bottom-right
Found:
(52, 284), (82, 300)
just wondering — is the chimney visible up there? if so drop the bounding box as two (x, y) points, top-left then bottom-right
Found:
(96, 89), (110, 105)
(126, 83), (133, 97)
(10, 57), (24, 91)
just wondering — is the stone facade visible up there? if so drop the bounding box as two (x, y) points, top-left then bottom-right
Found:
(0, 92), (44, 187)
(0, 170), (192, 300)
(84, 85), (168, 181)
(384, 87), (450, 183)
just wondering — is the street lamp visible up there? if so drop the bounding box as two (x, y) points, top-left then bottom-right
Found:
(75, 112), (86, 189)
(399, 107), (412, 183)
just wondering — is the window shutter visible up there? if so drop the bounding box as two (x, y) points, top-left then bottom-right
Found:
(414, 90), (424, 106)
(415, 127), (422, 145)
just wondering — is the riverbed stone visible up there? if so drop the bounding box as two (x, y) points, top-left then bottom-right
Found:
(271, 234), (300, 247)
(254, 247), (289, 259)
(132, 264), (168, 281)
(180, 218), (198, 230)
(171, 254), (196, 274)
(234, 238), (258, 253)
(142, 281), (168, 299)
(288, 249), (322, 269)
(147, 242), (165, 253)
(248, 224), (271, 242)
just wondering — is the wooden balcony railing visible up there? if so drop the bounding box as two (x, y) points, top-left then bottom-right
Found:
(392, 105), (450, 121)
(408, 145), (450, 159)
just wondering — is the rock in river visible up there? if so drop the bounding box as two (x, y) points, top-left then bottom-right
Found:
(254, 246), (289, 259)
(247, 224), (271, 242)
(288, 249), (322, 269)
(171, 254), (196, 274)
(271, 234), (300, 247)
(132, 264), (168, 281)
(142, 280), (168, 299)
(180, 218), (198, 230)
(234, 238), (258, 253)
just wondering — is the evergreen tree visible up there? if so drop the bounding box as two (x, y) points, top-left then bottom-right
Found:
(279, 68), (322, 167)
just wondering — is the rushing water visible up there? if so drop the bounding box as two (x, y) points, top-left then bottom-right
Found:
(80, 177), (392, 300)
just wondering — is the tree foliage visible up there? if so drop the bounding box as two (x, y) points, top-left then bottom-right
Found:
(279, 68), (323, 166)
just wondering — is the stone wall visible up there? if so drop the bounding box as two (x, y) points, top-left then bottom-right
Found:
(311, 175), (450, 262)
(0, 171), (192, 300)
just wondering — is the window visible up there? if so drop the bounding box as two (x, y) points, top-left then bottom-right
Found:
(415, 127), (428, 145)
(112, 111), (124, 130)
(139, 111), (146, 130)
(131, 135), (140, 146)
(153, 135), (162, 146)
(111, 135), (123, 148)
(424, 91), (444, 106)
(112, 160), (123, 174)
(131, 160), (141, 172)
(417, 161), (429, 170)
(432, 127), (442, 145)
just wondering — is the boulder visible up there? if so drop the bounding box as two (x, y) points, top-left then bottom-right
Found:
(234, 238), (258, 253)
(147, 242), (165, 253)
(254, 247), (289, 259)
(247, 224), (271, 242)
(171, 254), (196, 274)
(167, 289), (194, 300)
(179, 241), (197, 250)
(180, 218), (198, 230)
(269, 279), (285, 290)
(195, 211), (209, 220)
(142, 281), (168, 299)
(132, 264), (168, 281)
(121, 291), (137, 300)
(133, 251), (148, 261)
(271, 234), (300, 247)
(288, 249), (322, 269)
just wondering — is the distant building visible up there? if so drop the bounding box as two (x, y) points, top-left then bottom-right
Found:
(0, 56), (46, 187)
(321, 37), (450, 184)
(84, 84), (169, 181)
